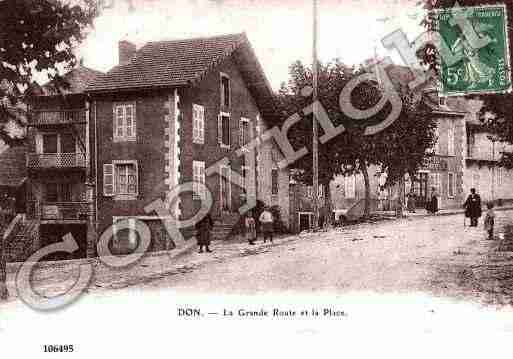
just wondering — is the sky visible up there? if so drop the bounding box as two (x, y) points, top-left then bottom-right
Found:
(76, 0), (426, 90)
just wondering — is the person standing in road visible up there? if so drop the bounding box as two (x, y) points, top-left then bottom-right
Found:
(245, 212), (257, 245)
(427, 187), (438, 215)
(464, 188), (482, 227)
(484, 202), (495, 239)
(406, 188), (416, 213)
(196, 211), (214, 253)
(259, 206), (274, 243)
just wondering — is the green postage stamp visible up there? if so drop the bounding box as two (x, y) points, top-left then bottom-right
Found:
(437, 4), (511, 96)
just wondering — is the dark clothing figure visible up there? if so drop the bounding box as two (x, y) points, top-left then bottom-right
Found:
(464, 193), (482, 227)
(406, 192), (416, 213)
(318, 214), (325, 229)
(196, 213), (214, 253)
(484, 208), (495, 239)
(426, 191), (438, 214)
(245, 216), (257, 245)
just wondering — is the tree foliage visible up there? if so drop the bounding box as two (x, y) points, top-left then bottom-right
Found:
(0, 0), (99, 300)
(276, 60), (438, 216)
(0, 0), (98, 145)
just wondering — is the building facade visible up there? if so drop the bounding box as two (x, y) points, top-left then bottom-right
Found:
(87, 34), (289, 253)
(329, 94), (513, 214)
(23, 66), (101, 260)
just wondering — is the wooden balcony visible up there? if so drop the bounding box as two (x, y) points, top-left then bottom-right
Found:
(28, 201), (89, 222)
(29, 109), (86, 126)
(27, 153), (87, 169)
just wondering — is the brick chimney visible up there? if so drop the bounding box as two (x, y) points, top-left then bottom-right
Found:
(119, 40), (136, 65)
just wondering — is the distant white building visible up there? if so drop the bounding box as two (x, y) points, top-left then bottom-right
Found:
(330, 94), (513, 212)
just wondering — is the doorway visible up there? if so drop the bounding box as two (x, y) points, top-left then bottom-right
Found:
(299, 212), (312, 232)
(414, 172), (428, 208)
(219, 166), (231, 213)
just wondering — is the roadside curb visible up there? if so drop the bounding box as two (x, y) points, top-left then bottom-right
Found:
(5, 240), (198, 275)
(402, 205), (513, 220)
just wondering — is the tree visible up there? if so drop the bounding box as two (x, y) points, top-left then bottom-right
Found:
(0, 0), (98, 300)
(276, 60), (437, 218)
(0, 0), (98, 146)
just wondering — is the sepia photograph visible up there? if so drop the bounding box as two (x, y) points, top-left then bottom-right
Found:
(1, 0), (513, 357)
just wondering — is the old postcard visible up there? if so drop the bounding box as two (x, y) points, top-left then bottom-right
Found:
(1, 0), (513, 358)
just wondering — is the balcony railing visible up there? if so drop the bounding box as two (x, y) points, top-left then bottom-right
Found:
(27, 153), (86, 169)
(28, 201), (89, 221)
(29, 109), (86, 126)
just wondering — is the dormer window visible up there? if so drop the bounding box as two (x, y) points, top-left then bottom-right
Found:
(220, 73), (230, 108)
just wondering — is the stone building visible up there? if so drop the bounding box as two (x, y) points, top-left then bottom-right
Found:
(329, 93), (513, 214)
(86, 33), (289, 251)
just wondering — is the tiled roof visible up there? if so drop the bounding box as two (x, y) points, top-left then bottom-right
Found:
(36, 66), (104, 96)
(0, 146), (26, 187)
(87, 33), (248, 92)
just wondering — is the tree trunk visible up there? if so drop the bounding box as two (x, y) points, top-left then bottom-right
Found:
(396, 175), (405, 218)
(361, 162), (371, 218)
(323, 180), (333, 226)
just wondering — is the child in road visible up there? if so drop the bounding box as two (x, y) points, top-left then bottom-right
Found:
(259, 206), (274, 243)
(245, 213), (257, 245)
(484, 202), (495, 240)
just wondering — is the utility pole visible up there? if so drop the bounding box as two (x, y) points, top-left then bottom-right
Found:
(491, 138), (496, 203)
(0, 223), (7, 300)
(312, 0), (319, 230)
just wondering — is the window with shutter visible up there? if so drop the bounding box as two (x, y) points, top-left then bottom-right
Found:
(60, 133), (75, 153)
(103, 163), (114, 196)
(113, 103), (136, 142)
(240, 118), (250, 147)
(222, 116), (230, 146)
(218, 114), (222, 144)
(345, 175), (356, 198)
(115, 162), (138, 195)
(220, 73), (230, 108)
(193, 104), (205, 144)
(193, 160), (205, 200)
(447, 122), (455, 156)
(219, 112), (230, 148)
(448, 172), (455, 198)
(42, 134), (58, 153)
(434, 125), (441, 154)
(45, 183), (58, 202)
(271, 168), (279, 195)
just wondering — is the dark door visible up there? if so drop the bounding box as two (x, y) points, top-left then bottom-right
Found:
(42, 134), (58, 153)
(60, 133), (75, 153)
(414, 173), (428, 208)
(299, 213), (311, 232)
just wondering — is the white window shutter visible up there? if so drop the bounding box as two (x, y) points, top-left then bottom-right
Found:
(113, 106), (116, 140)
(132, 103), (136, 139)
(103, 163), (114, 196)
(239, 120), (243, 146)
(218, 114), (222, 144)
(225, 115), (230, 147)
(199, 106), (204, 143)
(35, 134), (42, 154)
(134, 160), (139, 196)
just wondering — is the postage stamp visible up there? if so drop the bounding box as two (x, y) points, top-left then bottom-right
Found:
(437, 4), (511, 96)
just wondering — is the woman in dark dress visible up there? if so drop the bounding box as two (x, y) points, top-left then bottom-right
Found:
(196, 212), (214, 253)
(426, 187), (438, 214)
(464, 188), (482, 227)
